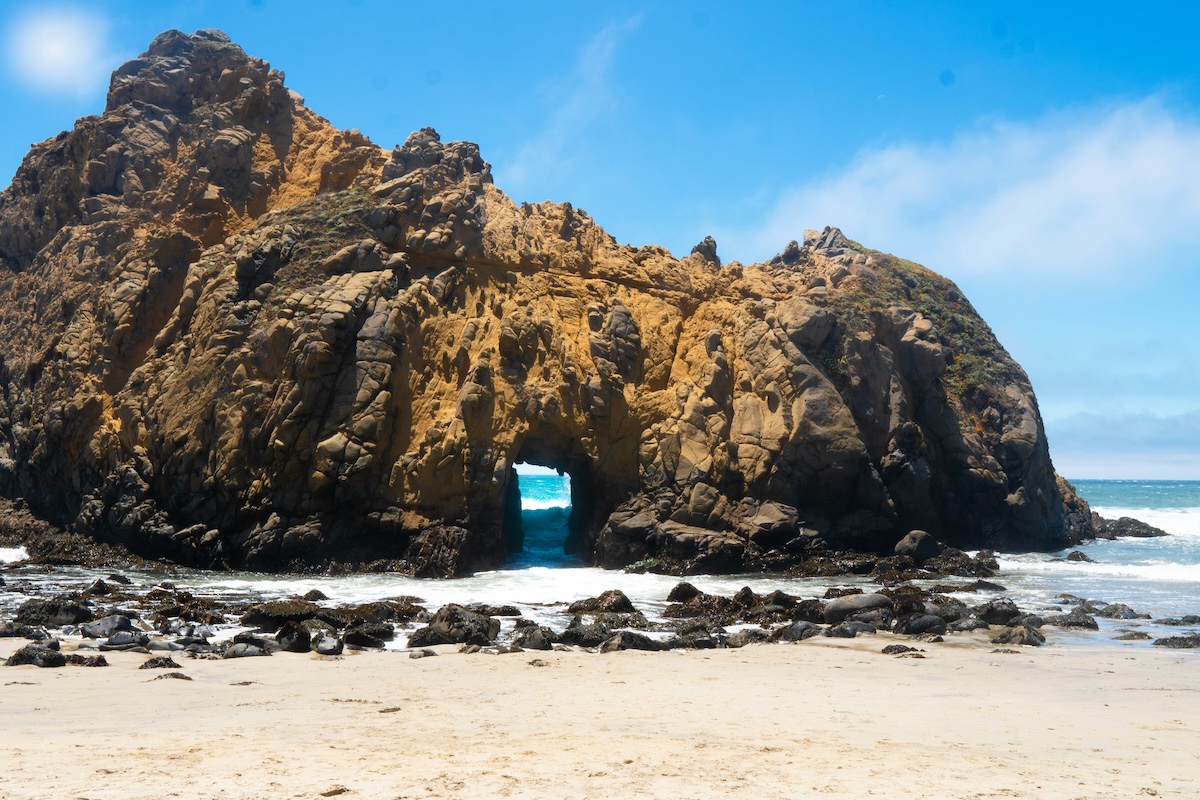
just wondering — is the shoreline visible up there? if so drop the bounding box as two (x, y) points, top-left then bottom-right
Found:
(2, 634), (1197, 799)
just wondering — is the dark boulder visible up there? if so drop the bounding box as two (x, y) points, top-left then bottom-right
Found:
(344, 623), (395, 649)
(568, 590), (636, 614)
(80, 614), (134, 639)
(406, 604), (499, 647)
(276, 620), (312, 652)
(666, 582), (702, 602)
(1094, 603), (1147, 620)
(1044, 609), (1099, 630)
(558, 617), (612, 648)
(15, 596), (93, 626)
(139, 655), (181, 669)
(974, 598), (1022, 626)
(312, 632), (343, 656)
(224, 642), (271, 658)
(894, 613), (948, 636)
(791, 599), (826, 624)
(824, 621), (876, 638)
(991, 625), (1045, 646)
(823, 593), (892, 625)
(893, 530), (942, 564)
(1153, 634), (1200, 649)
(772, 621), (822, 642)
(65, 654), (109, 666)
(6, 644), (67, 667)
(240, 600), (320, 632)
(599, 631), (667, 652)
(725, 628), (771, 648)
(100, 630), (151, 650)
(511, 624), (556, 651)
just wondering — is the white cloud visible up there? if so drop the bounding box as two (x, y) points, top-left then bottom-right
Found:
(499, 14), (643, 192)
(722, 99), (1200, 279)
(4, 5), (113, 98)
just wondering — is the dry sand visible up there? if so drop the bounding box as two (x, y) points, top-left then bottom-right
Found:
(1, 635), (1197, 800)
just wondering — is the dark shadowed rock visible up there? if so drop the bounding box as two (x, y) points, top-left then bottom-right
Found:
(772, 620), (822, 641)
(140, 655), (181, 669)
(224, 642), (271, 658)
(823, 593), (892, 624)
(893, 530), (943, 564)
(991, 626), (1045, 646)
(568, 589), (635, 614)
(974, 598), (1022, 626)
(15, 597), (93, 626)
(276, 620), (312, 652)
(240, 600), (321, 632)
(6, 644), (67, 667)
(1044, 609), (1099, 630)
(344, 623), (394, 649)
(80, 615), (134, 639)
(824, 621), (876, 638)
(725, 628), (771, 648)
(894, 613), (948, 636)
(312, 632), (343, 656)
(599, 631), (667, 652)
(1153, 634), (1200, 649)
(65, 654), (109, 666)
(406, 604), (499, 647)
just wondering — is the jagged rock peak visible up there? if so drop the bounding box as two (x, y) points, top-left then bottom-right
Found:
(690, 236), (721, 267)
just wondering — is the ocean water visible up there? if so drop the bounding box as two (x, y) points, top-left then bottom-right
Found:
(2, 479), (1198, 648)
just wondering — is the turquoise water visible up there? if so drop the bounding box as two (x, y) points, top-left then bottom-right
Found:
(509, 473), (581, 569)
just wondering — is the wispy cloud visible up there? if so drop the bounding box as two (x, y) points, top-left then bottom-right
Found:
(722, 99), (1200, 280)
(499, 14), (643, 192)
(3, 5), (114, 98)
(1048, 411), (1200, 479)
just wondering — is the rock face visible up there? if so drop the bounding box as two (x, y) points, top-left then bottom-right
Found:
(0, 30), (1094, 576)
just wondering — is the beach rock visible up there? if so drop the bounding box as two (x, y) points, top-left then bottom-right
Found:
(772, 620), (823, 641)
(893, 530), (942, 564)
(599, 631), (666, 652)
(663, 590), (741, 625)
(511, 624), (556, 651)
(1096, 516), (1169, 538)
(791, 599), (826, 624)
(100, 630), (151, 650)
(467, 604), (522, 617)
(974, 598), (1022, 626)
(1113, 631), (1152, 641)
(0, 622), (43, 639)
(1044, 609), (1099, 630)
(303, 589), (328, 601)
(240, 600), (321, 632)
(823, 593), (892, 625)
(232, 632), (280, 653)
(1094, 603), (1148, 620)
(80, 614), (134, 639)
(14, 597), (94, 626)
(276, 620), (313, 652)
(1010, 614), (1044, 629)
(568, 590), (636, 614)
(139, 655), (181, 669)
(223, 642), (271, 658)
(65, 654), (109, 666)
(991, 625), (1045, 646)
(312, 632), (344, 656)
(882, 644), (921, 655)
(344, 623), (395, 649)
(1154, 615), (1200, 626)
(558, 618), (612, 648)
(948, 617), (990, 632)
(725, 628), (772, 648)
(824, 621), (876, 638)
(406, 604), (499, 647)
(5, 644), (67, 667)
(1153, 634), (1200, 649)
(894, 613), (948, 636)
(1064, 549), (1095, 563)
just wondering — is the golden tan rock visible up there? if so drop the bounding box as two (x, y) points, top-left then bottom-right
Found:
(0, 30), (1094, 575)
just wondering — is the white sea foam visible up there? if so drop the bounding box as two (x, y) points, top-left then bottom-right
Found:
(0, 546), (27, 564)
(520, 498), (571, 511)
(995, 555), (1200, 583)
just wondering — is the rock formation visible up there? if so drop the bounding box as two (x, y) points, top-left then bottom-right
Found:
(0, 30), (1094, 575)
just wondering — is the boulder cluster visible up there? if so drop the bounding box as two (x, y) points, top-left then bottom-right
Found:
(0, 30), (1098, 575)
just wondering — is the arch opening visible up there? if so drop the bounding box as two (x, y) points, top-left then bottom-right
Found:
(502, 438), (598, 568)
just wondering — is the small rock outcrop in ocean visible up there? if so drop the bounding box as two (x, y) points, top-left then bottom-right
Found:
(0, 30), (1095, 576)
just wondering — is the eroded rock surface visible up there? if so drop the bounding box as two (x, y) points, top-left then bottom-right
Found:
(0, 30), (1094, 576)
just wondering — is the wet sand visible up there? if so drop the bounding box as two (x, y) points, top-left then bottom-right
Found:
(1, 635), (1197, 799)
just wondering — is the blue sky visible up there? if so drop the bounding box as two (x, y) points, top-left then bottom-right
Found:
(2, 1), (1198, 479)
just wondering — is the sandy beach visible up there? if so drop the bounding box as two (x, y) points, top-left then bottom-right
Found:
(2, 635), (1197, 800)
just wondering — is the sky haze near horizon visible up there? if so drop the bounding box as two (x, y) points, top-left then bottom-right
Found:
(1, 1), (1198, 480)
